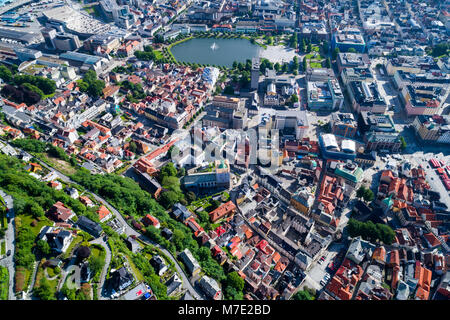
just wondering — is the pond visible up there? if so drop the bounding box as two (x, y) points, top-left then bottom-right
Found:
(170, 37), (261, 68)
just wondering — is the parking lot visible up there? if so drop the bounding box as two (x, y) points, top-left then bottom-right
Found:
(300, 243), (345, 292)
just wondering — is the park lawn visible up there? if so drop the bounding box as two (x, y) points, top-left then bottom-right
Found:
(312, 46), (320, 52)
(37, 153), (76, 176)
(154, 50), (164, 60)
(0, 266), (8, 300)
(305, 53), (323, 60)
(310, 62), (323, 68)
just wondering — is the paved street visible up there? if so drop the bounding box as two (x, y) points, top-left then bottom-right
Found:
(0, 190), (15, 300)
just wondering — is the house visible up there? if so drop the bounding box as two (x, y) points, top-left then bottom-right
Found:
(111, 267), (134, 292)
(66, 187), (79, 199)
(48, 180), (63, 190)
(25, 162), (42, 173)
(178, 248), (201, 276)
(172, 203), (192, 222)
(47, 201), (75, 223)
(124, 236), (141, 253)
(77, 215), (103, 238)
(161, 228), (173, 240)
(150, 255), (168, 276)
(80, 196), (95, 208)
(141, 214), (160, 229)
(209, 201), (236, 223)
(39, 226), (73, 254)
(165, 273), (183, 297)
(198, 275), (221, 300)
(97, 205), (112, 222)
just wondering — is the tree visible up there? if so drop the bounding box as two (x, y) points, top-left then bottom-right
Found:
(30, 203), (44, 218)
(0, 65), (12, 83)
(356, 186), (366, 200)
(348, 48), (357, 53)
(293, 287), (315, 300)
(36, 240), (51, 255)
(159, 190), (180, 209)
(128, 141), (137, 153)
(197, 210), (210, 224)
(274, 62), (281, 72)
(429, 42), (450, 57)
(325, 58), (331, 68)
(347, 218), (396, 244)
(208, 199), (222, 212)
(400, 136), (407, 150)
(21, 83), (44, 99)
(80, 70), (105, 98)
(332, 48), (340, 60)
(291, 94), (299, 103)
(77, 80), (89, 92)
(363, 188), (374, 203)
(303, 57), (307, 71)
(159, 162), (178, 180)
(186, 191), (196, 203)
(226, 271), (244, 292)
(322, 41), (329, 54)
(34, 277), (55, 300)
(89, 255), (105, 276)
(172, 229), (185, 251)
(292, 56), (299, 71)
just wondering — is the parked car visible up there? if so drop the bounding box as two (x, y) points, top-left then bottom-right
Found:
(7, 250), (11, 256)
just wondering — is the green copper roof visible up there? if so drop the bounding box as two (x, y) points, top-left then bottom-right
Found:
(382, 194), (394, 207)
(335, 166), (363, 183)
(218, 160), (227, 169)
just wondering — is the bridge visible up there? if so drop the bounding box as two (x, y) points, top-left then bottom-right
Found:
(0, 0), (36, 15)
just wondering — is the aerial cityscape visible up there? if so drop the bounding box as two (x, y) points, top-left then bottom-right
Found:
(0, 0), (448, 303)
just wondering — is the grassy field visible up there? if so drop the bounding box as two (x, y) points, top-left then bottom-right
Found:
(61, 235), (83, 259)
(20, 214), (53, 237)
(0, 266), (8, 300)
(126, 254), (144, 282)
(310, 62), (323, 68)
(0, 241), (5, 256)
(154, 50), (164, 60)
(37, 153), (77, 176)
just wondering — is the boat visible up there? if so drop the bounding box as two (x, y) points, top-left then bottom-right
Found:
(210, 42), (218, 50)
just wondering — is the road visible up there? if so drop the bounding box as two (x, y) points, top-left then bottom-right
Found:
(89, 237), (112, 300)
(0, 0), (34, 15)
(11, 145), (203, 300)
(0, 190), (15, 300)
